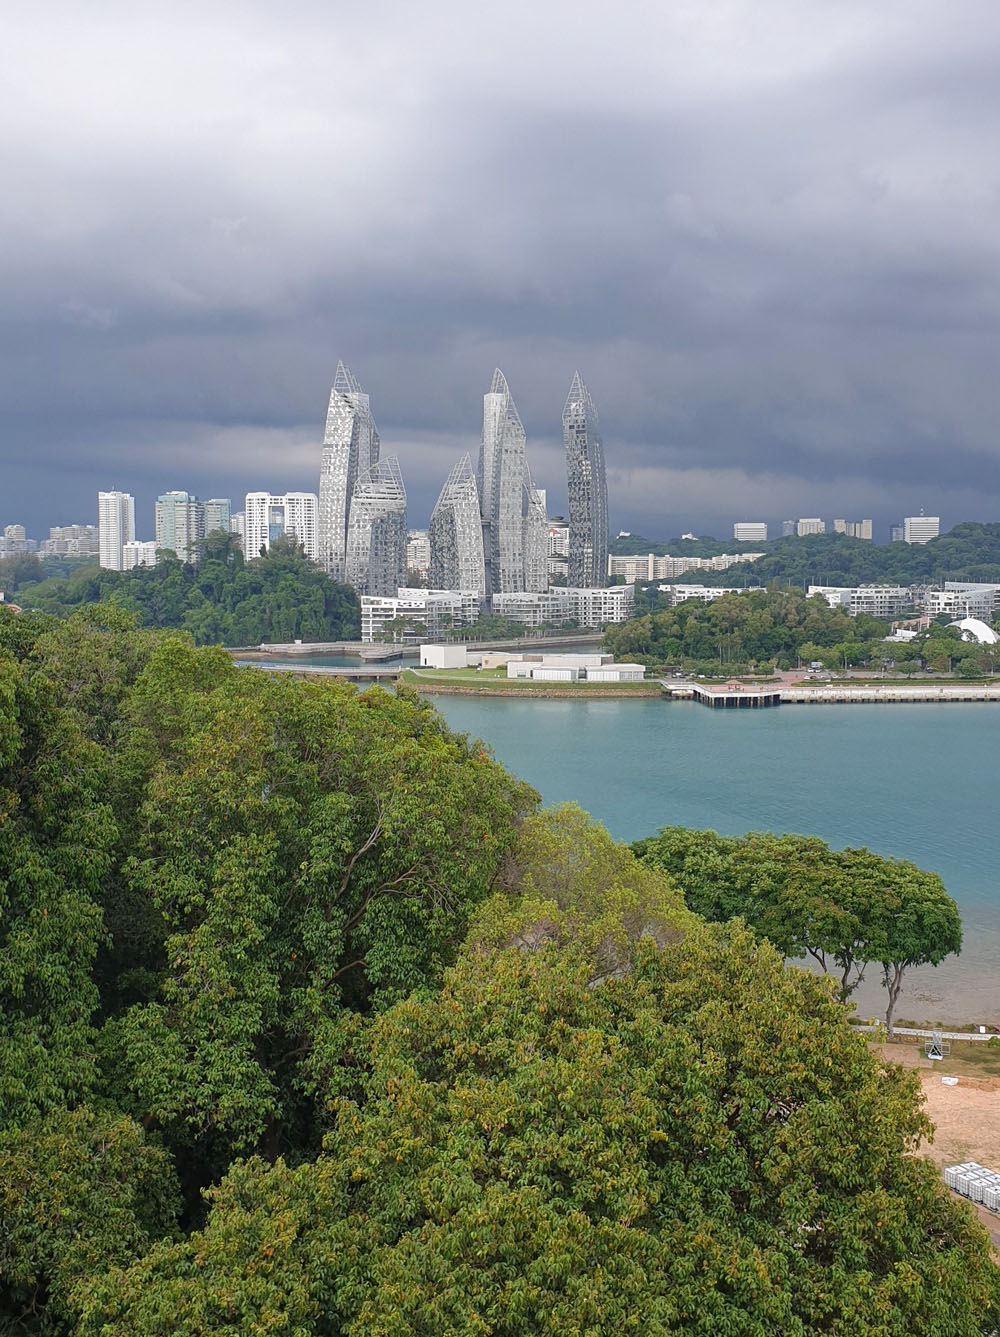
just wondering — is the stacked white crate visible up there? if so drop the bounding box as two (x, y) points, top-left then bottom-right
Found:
(945, 1162), (1000, 1211)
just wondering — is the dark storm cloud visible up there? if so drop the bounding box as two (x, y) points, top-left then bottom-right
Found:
(3, 0), (1000, 538)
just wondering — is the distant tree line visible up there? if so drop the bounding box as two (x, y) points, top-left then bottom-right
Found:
(1, 532), (360, 645)
(669, 522), (1000, 588)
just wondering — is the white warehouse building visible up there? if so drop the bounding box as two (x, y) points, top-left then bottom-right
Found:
(506, 653), (645, 683)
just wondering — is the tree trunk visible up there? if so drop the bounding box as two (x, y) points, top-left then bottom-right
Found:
(884, 962), (905, 1037)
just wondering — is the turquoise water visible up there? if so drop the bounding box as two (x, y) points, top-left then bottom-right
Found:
(432, 696), (1000, 1026)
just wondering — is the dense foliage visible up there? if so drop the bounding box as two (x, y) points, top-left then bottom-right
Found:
(635, 827), (963, 1033)
(662, 523), (1000, 589)
(602, 587), (889, 671)
(0, 614), (994, 1334)
(2, 532), (360, 645)
(78, 926), (998, 1336)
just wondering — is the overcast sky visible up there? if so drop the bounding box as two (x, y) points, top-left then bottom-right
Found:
(4, 0), (1000, 541)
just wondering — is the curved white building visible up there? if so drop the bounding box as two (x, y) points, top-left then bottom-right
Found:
(429, 453), (486, 596)
(346, 456), (407, 597)
(319, 362), (380, 581)
(478, 369), (528, 596)
(563, 372), (608, 588)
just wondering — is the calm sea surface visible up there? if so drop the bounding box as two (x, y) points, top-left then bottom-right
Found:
(431, 696), (1000, 1026)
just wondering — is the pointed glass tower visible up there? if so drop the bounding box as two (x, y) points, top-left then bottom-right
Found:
(429, 453), (486, 596)
(319, 361), (380, 582)
(522, 465), (548, 594)
(563, 372), (608, 587)
(345, 455), (407, 597)
(477, 369), (529, 595)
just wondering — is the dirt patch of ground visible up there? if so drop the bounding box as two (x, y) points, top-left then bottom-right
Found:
(875, 1042), (1000, 1249)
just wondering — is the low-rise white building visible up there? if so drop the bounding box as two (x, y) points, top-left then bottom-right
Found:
(419, 644), (469, 669)
(608, 552), (763, 582)
(491, 585), (635, 628)
(121, 540), (158, 569)
(656, 584), (761, 606)
(506, 654), (645, 683)
(361, 589), (481, 643)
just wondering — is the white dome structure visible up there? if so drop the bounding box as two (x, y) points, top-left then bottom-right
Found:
(948, 616), (999, 645)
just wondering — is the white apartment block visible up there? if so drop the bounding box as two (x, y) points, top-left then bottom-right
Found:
(361, 588), (481, 643)
(850, 586), (914, 618)
(244, 493), (319, 563)
(40, 524), (99, 557)
(903, 515), (940, 544)
(122, 540), (158, 570)
(833, 519), (873, 540)
(98, 491), (135, 571)
(733, 522), (768, 542)
(922, 584), (1000, 621)
(808, 586), (854, 608)
(607, 552), (763, 583)
(491, 584), (635, 628)
(796, 518), (826, 536)
(655, 584), (761, 607)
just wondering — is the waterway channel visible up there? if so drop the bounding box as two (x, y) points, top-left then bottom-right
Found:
(429, 695), (999, 1027)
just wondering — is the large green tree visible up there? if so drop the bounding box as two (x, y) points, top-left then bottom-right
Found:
(635, 827), (962, 1031)
(77, 924), (1000, 1336)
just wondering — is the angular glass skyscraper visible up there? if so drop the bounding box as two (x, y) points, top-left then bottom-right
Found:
(429, 453), (486, 595)
(522, 469), (548, 594)
(563, 372), (608, 588)
(345, 456), (407, 597)
(319, 362), (380, 582)
(477, 369), (531, 595)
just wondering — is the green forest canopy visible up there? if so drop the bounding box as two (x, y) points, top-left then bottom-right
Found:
(0, 531), (360, 645)
(612, 523), (1000, 588)
(0, 610), (996, 1334)
(601, 586), (890, 669)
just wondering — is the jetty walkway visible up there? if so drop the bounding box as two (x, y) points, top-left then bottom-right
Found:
(663, 680), (1000, 708)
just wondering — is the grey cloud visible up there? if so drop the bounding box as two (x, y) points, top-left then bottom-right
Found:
(3, 0), (1000, 539)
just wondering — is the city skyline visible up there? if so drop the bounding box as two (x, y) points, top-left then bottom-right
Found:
(5, 4), (1000, 541)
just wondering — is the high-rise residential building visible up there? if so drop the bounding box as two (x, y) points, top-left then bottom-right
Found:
(834, 519), (873, 540)
(122, 540), (158, 570)
(319, 362), (380, 581)
(406, 530), (431, 583)
(563, 372), (609, 588)
(478, 369), (529, 595)
(97, 490), (135, 570)
(796, 518), (826, 536)
(733, 522), (768, 542)
(781, 520), (796, 538)
(155, 491), (205, 564)
(903, 514), (940, 544)
(204, 498), (232, 535)
(244, 493), (319, 562)
(345, 457), (407, 597)
(429, 454), (486, 595)
(522, 471), (548, 594)
(890, 524), (905, 543)
(547, 515), (570, 584)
